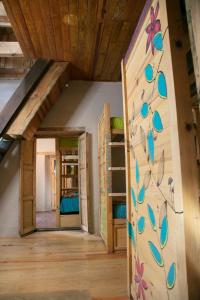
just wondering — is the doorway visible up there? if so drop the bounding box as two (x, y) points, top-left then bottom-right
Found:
(19, 131), (92, 235)
(36, 138), (57, 229)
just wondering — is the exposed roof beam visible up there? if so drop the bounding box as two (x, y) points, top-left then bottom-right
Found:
(0, 59), (51, 135)
(0, 67), (29, 78)
(0, 41), (23, 57)
(7, 62), (70, 140)
(36, 127), (85, 138)
(0, 2), (6, 16)
(0, 2), (10, 27)
(0, 18), (11, 27)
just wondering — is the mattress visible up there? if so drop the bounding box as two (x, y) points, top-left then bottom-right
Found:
(110, 117), (124, 129)
(60, 196), (79, 214)
(113, 203), (126, 219)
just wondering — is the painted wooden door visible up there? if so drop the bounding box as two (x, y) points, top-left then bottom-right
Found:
(122, 0), (200, 299)
(20, 139), (36, 235)
(78, 132), (91, 232)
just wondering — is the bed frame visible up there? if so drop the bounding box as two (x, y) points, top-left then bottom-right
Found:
(98, 103), (127, 253)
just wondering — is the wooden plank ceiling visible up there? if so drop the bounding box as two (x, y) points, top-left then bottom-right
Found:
(0, 0), (10, 27)
(3, 0), (145, 81)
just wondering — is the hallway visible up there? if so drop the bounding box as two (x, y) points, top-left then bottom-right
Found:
(0, 231), (127, 300)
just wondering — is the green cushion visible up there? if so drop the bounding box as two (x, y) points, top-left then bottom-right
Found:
(110, 117), (124, 129)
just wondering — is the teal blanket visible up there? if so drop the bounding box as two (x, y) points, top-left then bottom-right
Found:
(60, 196), (79, 214)
(113, 203), (126, 219)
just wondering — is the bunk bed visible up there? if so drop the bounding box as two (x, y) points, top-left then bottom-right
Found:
(98, 103), (127, 253)
(58, 138), (81, 228)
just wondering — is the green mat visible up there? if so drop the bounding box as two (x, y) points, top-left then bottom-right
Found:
(110, 117), (124, 129)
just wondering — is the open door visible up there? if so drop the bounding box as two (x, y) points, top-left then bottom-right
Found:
(50, 156), (57, 210)
(78, 132), (91, 232)
(19, 139), (36, 235)
(55, 138), (61, 227)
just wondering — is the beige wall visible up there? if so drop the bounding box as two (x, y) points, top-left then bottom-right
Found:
(0, 142), (20, 237)
(36, 139), (55, 211)
(36, 138), (56, 153)
(42, 81), (123, 233)
(0, 79), (21, 112)
(0, 81), (123, 236)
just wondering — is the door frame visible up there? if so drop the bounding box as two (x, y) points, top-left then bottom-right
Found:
(20, 127), (93, 232)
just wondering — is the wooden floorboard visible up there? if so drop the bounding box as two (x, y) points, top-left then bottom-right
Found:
(0, 231), (127, 299)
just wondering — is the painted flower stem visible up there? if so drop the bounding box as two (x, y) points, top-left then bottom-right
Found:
(154, 222), (170, 300)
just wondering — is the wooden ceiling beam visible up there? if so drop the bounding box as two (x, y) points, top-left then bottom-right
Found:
(0, 16), (11, 27)
(36, 127), (85, 138)
(6, 62), (70, 140)
(0, 67), (27, 78)
(0, 59), (51, 135)
(0, 1), (6, 16)
(0, 2), (10, 27)
(0, 41), (23, 57)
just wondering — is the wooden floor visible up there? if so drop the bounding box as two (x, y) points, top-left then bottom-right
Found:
(0, 231), (128, 300)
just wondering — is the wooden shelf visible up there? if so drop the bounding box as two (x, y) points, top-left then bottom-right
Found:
(108, 193), (126, 197)
(109, 142), (125, 147)
(61, 187), (78, 190)
(62, 155), (79, 160)
(62, 162), (79, 166)
(113, 198), (126, 203)
(61, 174), (78, 178)
(111, 128), (124, 135)
(113, 218), (126, 225)
(108, 167), (125, 171)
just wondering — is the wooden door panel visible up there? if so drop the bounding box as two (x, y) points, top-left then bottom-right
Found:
(23, 200), (34, 227)
(78, 132), (91, 232)
(20, 139), (36, 235)
(80, 171), (87, 195)
(23, 168), (34, 196)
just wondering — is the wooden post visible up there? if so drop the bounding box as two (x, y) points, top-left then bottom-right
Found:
(185, 0), (200, 102)
(167, 0), (200, 298)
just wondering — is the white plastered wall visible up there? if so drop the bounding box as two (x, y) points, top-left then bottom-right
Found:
(36, 139), (55, 212)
